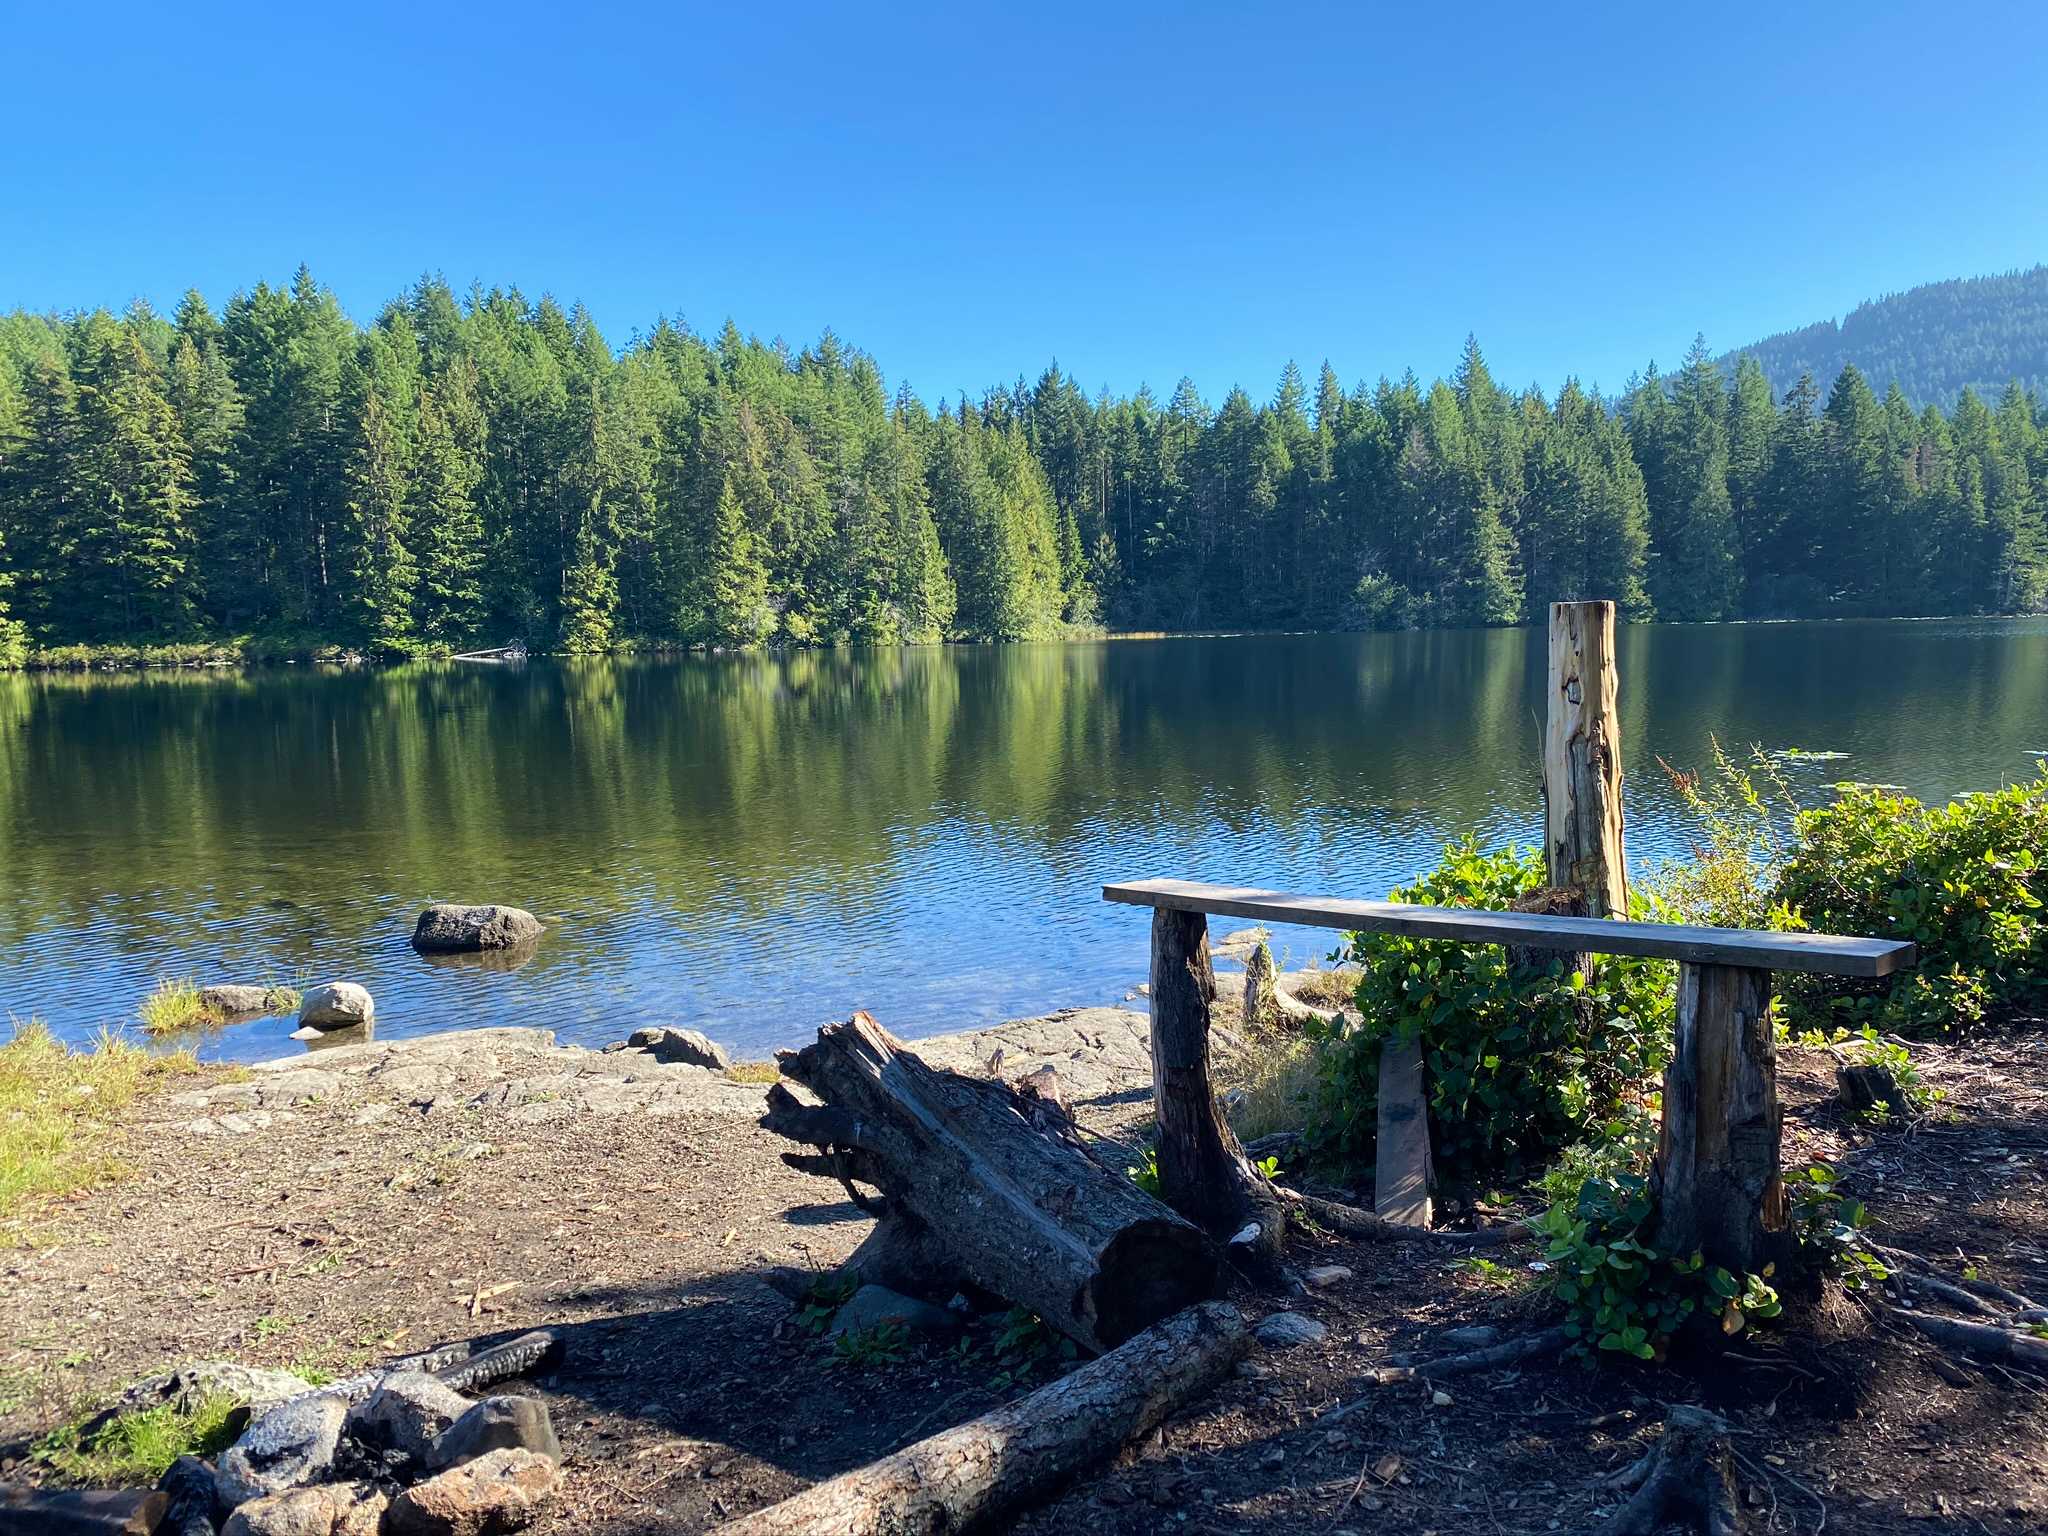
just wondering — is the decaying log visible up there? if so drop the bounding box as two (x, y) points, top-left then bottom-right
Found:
(1324, 1326), (1570, 1406)
(1654, 962), (1790, 1279)
(1544, 600), (1629, 919)
(764, 1011), (1217, 1353)
(1149, 908), (1287, 1273)
(1580, 1405), (1744, 1536)
(721, 1302), (1248, 1536)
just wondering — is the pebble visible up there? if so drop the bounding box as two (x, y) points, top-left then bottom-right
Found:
(1302, 1264), (1354, 1289)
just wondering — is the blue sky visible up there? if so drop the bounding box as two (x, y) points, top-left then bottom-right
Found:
(5, 1), (2046, 405)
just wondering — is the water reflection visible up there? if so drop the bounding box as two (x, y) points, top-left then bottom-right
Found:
(2, 620), (2044, 1060)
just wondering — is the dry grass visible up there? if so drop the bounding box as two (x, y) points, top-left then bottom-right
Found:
(0, 1020), (196, 1223)
(726, 1060), (782, 1084)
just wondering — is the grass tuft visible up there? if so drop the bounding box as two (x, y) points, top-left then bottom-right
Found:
(34, 1394), (242, 1486)
(137, 979), (209, 1036)
(1, 1020), (197, 1222)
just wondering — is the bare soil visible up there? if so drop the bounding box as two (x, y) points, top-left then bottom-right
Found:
(4, 999), (2045, 1535)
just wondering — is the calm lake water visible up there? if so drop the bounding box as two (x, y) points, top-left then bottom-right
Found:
(4, 620), (2046, 1062)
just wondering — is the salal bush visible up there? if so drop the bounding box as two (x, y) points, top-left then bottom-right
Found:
(1306, 838), (1673, 1182)
(1775, 775), (2047, 1035)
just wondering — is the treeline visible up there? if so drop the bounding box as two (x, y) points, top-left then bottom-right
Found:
(0, 268), (2043, 661)
(1719, 266), (2048, 412)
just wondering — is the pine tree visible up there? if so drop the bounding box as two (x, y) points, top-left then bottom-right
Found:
(705, 474), (770, 642)
(409, 360), (488, 645)
(337, 382), (417, 653)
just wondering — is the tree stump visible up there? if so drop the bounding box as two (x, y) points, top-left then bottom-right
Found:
(1653, 963), (1790, 1277)
(1148, 908), (1285, 1268)
(763, 1011), (1217, 1353)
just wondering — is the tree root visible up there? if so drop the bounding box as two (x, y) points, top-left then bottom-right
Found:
(1889, 1307), (2048, 1371)
(1286, 1190), (1533, 1248)
(1320, 1326), (1569, 1419)
(1871, 1243), (2040, 1315)
(1582, 1405), (1745, 1536)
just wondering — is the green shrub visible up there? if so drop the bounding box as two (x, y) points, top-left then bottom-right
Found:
(1306, 838), (1673, 1182)
(1775, 775), (2047, 1035)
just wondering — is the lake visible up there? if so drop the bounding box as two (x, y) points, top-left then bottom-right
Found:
(4, 619), (2046, 1062)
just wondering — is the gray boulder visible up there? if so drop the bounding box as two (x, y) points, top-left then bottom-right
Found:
(220, 1482), (388, 1536)
(412, 904), (544, 954)
(296, 982), (374, 1030)
(215, 1392), (348, 1509)
(426, 1395), (561, 1471)
(201, 984), (287, 1017)
(1253, 1311), (1328, 1349)
(387, 1449), (562, 1536)
(829, 1284), (960, 1337)
(347, 1370), (472, 1462)
(157, 1453), (218, 1536)
(620, 1026), (730, 1071)
(109, 1360), (315, 1420)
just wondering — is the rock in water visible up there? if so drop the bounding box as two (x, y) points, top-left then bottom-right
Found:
(387, 1448), (562, 1536)
(411, 904), (545, 954)
(215, 1392), (348, 1508)
(621, 1026), (730, 1071)
(201, 984), (284, 1017)
(426, 1396), (561, 1471)
(220, 1483), (388, 1536)
(296, 982), (374, 1031)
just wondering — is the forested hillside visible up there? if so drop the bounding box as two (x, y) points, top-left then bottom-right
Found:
(0, 269), (2044, 662)
(1722, 267), (2048, 410)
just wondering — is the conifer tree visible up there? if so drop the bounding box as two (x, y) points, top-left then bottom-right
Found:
(410, 359), (488, 645)
(337, 383), (417, 653)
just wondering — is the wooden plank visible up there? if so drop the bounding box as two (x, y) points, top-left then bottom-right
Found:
(1102, 879), (1915, 979)
(1374, 1033), (1433, 1228)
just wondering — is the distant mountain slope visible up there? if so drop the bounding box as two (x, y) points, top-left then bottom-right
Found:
(1720, 266), (2048, 409)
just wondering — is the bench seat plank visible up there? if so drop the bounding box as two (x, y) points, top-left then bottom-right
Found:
(1102, 879), (1914, 979)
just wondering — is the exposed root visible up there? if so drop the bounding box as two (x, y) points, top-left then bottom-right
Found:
(1286, 1190), (1533, 1248)
(1320, 1326), (1569, 1419)
(1889, 1307), (2048, 1371)
(1871, 1243), (2040, 1314)
(1580, 1405), (1745, 1536)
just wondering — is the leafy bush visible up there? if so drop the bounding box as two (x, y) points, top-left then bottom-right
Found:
(1646, 739), (1802, 930)
(1775, 775), (2047, 1035)
(1307, 839), (1673, 1182)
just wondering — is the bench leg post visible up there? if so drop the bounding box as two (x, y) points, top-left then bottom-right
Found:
(1654, 962), (1789, 1277)
(1148, 908), (1278, 1254)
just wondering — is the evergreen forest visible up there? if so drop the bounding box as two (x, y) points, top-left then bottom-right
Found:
(1, 269), (2044, 661)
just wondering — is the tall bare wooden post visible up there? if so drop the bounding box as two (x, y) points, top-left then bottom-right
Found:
(1148, 908), (1281, 1264)
(1544, 600), (1628, 918)
(1653, 963), (1790, 1277)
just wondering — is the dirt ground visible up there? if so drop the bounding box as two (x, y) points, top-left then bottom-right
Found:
(3, 990), (2046, 1535)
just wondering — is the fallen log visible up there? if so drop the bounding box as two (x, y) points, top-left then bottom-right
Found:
(764, 1011), (1218, 1353)
(721, 1302), (1247, 1536)
(1890, 1307), (2048, 1371)
(1285, 1190), (1534, 1248)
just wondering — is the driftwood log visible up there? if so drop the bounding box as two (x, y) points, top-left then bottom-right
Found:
(763, 1012), (1217, 1353)
(721, 1302), (1247, 1536)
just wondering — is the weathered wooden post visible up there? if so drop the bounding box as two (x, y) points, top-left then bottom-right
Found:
(1653, 963), (1790, 1277)
(1148, 908), (1280, 1258)
(1544, 599), (1628, 918)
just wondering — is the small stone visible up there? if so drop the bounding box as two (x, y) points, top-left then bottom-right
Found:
(222, 1482), (388, 1536)
(1259, 1446), (1286, 1469)
(412, 904), (545, 954)
(1254, 1311), (1327, 1349)
(829, 1284), (961, 1337)
(1438, 1324), (1503, 1350)
(1431, 1388), (1454, 1406)
(427, 1395), (561, 1471)
(387, 1448), (562, 1536)
(297, 982), (374, 1030)
(215, 1392), (348, 1508)
(1302, 1265), (1353, 1290)
(0, 1487), (167, 1535)
(623, 1026), (731, 1071)
(350, 1370), (473, 1462)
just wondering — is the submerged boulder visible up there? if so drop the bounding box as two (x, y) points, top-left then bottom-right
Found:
(411, 905), (545, 954)
(296, 982), (374, 1031)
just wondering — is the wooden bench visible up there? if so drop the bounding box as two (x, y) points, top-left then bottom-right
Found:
(1104, 877), (1915, 1271)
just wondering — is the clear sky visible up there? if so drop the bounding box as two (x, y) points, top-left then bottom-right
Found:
(5, 1), (2046, 405)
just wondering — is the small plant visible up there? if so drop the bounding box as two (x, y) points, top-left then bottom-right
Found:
(1648, 738), (1802, 930)
(137, 979), (209, 1036)
(984, 1307), (1077, 1389)
(1785, 1162), (1888, 1288)
(796, 1275), (859, 1335)
(1449, 1255), (1520, 1289)
(830, 1322), (908, 1369)
(726, 1060), (781, 1084)
(1128, 1147), (1161, 1197)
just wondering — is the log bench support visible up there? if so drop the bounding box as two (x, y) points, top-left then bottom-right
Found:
(1653, 962), (1790, 1276)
